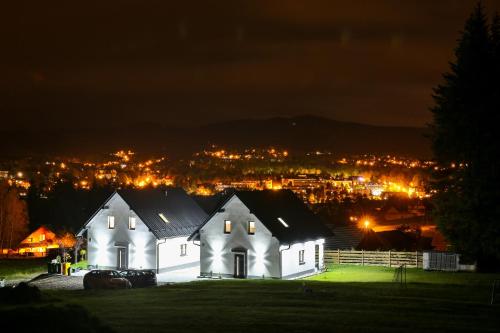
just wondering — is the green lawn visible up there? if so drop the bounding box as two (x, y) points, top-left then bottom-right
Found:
(307, 265), (500, 285)
(70, 260), (88, 270)
(0, 258), (47, 280)
(27, 265), (500, 333)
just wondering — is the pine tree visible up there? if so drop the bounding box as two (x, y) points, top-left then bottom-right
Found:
(430, 3), (500, 269)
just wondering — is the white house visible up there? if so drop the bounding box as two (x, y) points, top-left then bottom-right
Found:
(77, 188), (208, 273)
(189, 190), (332, 279)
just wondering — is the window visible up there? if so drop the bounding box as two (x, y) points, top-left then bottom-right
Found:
(224, 220), (232, 234)
(277, 217), (289, 228)
(180, 244), (187, 256)
(39, 234), (45, 241)
(159, 213), (169, 223)
(108, 216), (115, 229)
(299, 250), (305, 265)
(129, 217), (136, 230)
(248, 221), (256, 235)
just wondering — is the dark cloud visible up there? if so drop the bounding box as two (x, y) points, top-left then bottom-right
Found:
(1, 0), (500, 129)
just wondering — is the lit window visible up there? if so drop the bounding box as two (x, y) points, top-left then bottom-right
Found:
(159, 213), (169, 223)
(277, 217), (289, 228)
(180, 244), (187, 256)
(108, 216), (115, 229)
(39, 234), (45, 241)
(224, 220), (232, 234)
(248, 221), (256, 235)
(299, 250), (305, 265)
(129, 217), (136, 230)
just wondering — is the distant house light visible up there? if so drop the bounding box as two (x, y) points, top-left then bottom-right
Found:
(277, 217), (289, 228)
(159, 213), (169, 223)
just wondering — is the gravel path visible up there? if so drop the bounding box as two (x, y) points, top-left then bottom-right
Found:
(4, 274), (83, 290)
(27, 274), (84, 290)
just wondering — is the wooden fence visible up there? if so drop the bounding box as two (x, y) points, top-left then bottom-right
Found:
(324, 250), (423, 268)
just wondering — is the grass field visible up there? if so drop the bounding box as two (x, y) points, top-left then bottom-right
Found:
(0, 258), (47, 279)
(28, 265), (499, 333)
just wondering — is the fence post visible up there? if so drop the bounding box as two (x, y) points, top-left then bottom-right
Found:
(338, 249), (340, 264)
(389, 251), (391, 267)
(362, 250), (364, 266)
(416, 251), (418, 268)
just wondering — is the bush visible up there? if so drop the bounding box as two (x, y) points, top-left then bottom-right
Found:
(0, 282), (41, 304)
(0, 304), (115, 333)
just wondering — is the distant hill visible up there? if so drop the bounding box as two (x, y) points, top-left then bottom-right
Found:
(0, 115), (430, 158)
(198, 115), (430, 157)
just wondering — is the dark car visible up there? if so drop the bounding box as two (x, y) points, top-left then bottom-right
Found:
(119, 269), (157, 288)
(83, 270), (132, 290)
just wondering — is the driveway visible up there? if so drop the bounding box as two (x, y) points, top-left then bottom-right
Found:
(5, 267), (199, 290)
(156, 266), (199, 283)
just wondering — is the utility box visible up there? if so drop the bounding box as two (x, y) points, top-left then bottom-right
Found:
(423, 252), (460, 271)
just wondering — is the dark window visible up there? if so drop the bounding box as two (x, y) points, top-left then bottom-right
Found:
(299, 250), (305, 265)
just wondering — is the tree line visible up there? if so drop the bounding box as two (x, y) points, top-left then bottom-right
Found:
(431, 3), (500, 270)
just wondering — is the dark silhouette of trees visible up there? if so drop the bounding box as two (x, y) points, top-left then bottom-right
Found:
(0, 181), (29, 251)
(27, 182), (113, 234)
(430, 3), (500, 269)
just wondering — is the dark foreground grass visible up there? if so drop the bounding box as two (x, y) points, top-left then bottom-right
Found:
(0, 258), (47, 279)
(33, 266), (499, 333)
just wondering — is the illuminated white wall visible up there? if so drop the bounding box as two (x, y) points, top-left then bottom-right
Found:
(157, 236), (199, 272)
(86, 193), (157, 270)
(199, 196), (281, 278)
(280, 239), (325, 279)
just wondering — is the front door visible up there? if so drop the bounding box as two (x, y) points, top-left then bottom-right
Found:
(117, 248), (128, 270)
(234, 253), (246, 278)
(315, 245), (320, 269)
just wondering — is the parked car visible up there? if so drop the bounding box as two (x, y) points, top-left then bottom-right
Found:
(83, 270), (132, 290)
(119, 269), (157, 288)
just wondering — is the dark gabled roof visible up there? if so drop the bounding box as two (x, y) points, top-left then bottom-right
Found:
(357, 230), (418, 251)
(324, 224), (363, 250)
(192, 192), (232, 215)
(79, 187), (208, 239)
(189, 190), (332, 244)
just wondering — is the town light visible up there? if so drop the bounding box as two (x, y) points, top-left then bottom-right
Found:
(364, 220), (370, 229)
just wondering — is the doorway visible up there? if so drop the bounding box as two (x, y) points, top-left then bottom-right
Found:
(234, 253), (246, 278)
(315, 244), (320, 269)
(117, 247), (128, 270)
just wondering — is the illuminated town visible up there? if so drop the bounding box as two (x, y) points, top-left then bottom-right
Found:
(1, 148), (432, 200)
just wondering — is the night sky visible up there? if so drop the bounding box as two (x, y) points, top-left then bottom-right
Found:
(2, 0), (500, 130)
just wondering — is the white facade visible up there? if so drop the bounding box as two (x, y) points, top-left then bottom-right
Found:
(157, 236), (199, 273)
(85, 193), (198, 272)
(198, 196), (325, 279)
